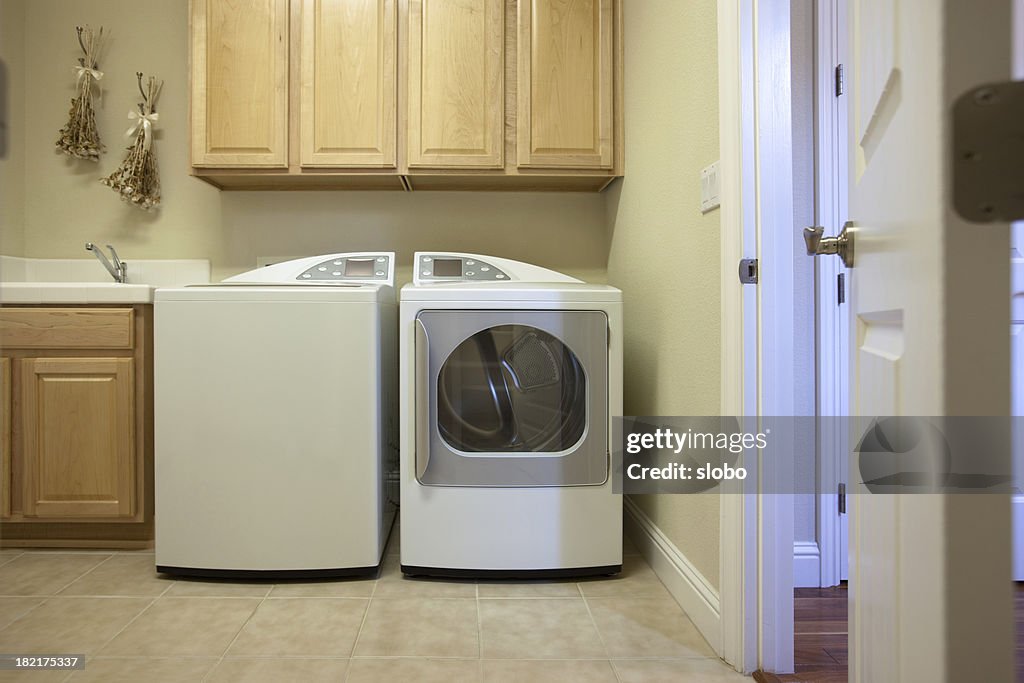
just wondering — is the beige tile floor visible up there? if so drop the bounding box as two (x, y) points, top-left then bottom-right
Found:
(0, 532), (749, 682)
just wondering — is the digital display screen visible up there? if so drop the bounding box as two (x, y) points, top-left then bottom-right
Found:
(344, 259), (375, 277)
(432, 259), (462, 277)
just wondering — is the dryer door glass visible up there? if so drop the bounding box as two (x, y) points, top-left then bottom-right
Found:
(438, 325), (586, 453)
(416, 309), (609, 487)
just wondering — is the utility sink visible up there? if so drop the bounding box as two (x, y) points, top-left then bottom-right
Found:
(0, 255), (211, 304)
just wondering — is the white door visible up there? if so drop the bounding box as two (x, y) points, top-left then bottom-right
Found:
(846, 1), (1014, 681)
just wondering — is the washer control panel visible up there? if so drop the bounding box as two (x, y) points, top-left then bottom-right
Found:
(296, 255), (391, 282)
(417, 255), (508, 281)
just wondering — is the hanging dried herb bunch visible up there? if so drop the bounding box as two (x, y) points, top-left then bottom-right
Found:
(101, 72), (163, 211)
(55, 25), (105, 160)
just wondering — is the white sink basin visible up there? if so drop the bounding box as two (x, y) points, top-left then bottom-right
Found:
(0, 255), (212, 304)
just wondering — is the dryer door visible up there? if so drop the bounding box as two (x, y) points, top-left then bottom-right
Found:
(415, 309), (608, 486)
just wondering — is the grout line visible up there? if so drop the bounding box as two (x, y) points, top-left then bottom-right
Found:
(580, 590), (619, 682)
(475, 582), (483, 661)
(86, 580), (176, 663)
(346, 576), (379, 669)
(0, 551), (24, 569)
(51, 553), (117, 596)
(202, 591), (269, 683)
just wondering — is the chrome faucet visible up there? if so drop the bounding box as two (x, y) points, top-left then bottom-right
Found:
(85, 242), (128, 283)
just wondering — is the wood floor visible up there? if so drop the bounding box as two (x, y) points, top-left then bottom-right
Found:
(757, 583), (1024, 682)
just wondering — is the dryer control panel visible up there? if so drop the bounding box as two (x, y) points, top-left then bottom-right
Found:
(416, 255), (508, 282)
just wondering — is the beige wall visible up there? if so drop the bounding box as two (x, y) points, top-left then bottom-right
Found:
(11, 0), (607, 282)
(605, 0), (722, 588)
(0, 0), (26, 256)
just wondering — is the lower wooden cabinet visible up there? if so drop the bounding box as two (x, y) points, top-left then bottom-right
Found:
(0, 306), (153, 548)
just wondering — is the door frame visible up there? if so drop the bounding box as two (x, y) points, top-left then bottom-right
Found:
(718, 0), (824, 672)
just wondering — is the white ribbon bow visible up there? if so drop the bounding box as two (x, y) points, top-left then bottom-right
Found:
(74, 65), (103, 83)
(126, 110), (159, 152)
(73, 65), (103, 100)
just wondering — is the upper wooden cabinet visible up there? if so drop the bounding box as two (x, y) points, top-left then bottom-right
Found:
(517, 0), (614, 169)
(190, 0), (622, 190)
(191, 0), (289, 167)
(300, 0), (398, 167)
(407, 0), (504, 168)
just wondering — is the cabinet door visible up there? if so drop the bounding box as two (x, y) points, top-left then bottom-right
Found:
(517, 0), (614, 169)
(300, 0), (397, 167)
(1, 358), (10, 519)
(191, 0), (289, 167)
(408, 0), (504, 168)
(21, 358), (135, 519)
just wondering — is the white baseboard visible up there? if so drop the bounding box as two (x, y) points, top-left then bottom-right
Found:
(623, 497), (722, 655)
(793, 541), (821, 588)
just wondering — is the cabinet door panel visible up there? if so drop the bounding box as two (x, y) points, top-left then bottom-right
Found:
(1, 358), (10, 519)
(21, 358), (135, 519)
(301, 0), (397, 167)
(408, 0), (504, 168)
(518, 0), (613, 169)
(191, 0), (289, 167)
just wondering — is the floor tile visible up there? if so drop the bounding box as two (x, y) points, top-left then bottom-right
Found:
(0, 551), (23, 568)
(207, 658), (348, 682)
(346, 658), (479, 683)
(69, 657), (217, 682)
(479, 599), (605, 659)
(0, 668), (70, 682)
(477, 580), (581, 599)
(577, 557), (671, 599)
(0, 597), (151, 655)
(354, 598), (478, 658)
(59, 556), (171, 597)
(99, 597), (260, 657)
(482, 659), (616, 683)
(162, 579), (271, 598)
(268, 577), (375, 598)
(0, 554), (111, 596)
(0, 598), (44, 630)
(227, 598), (367, 657)
(613, 658), (749, 682)
(373, 556), (475, 598)
(587, 597), (715, 658)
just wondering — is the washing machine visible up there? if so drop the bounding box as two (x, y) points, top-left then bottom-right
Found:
(399, 252), (622, 578)
(155, 252), (397, 578)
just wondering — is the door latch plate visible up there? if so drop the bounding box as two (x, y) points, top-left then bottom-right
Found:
(738, 258), (758, 284)
(953, 80), (1024, 223)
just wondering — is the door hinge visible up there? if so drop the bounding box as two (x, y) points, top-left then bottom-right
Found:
(952, 80), (1024, 222)
(837, 272), (846, 305)
(838, 483), (847, 514)
(738, 258), (758, 284)
(835, 64), (844, 97)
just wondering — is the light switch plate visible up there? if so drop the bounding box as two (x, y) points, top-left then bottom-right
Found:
(700, 161), (721, 214)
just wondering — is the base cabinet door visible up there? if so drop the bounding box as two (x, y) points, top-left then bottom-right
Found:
(21, 358), (135, 519)
(1, 358), (10, 519)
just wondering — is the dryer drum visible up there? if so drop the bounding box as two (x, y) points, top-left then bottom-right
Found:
(437, 325), (586, 454)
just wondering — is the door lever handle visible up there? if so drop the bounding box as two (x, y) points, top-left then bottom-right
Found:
(803, 221), (855, 267)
